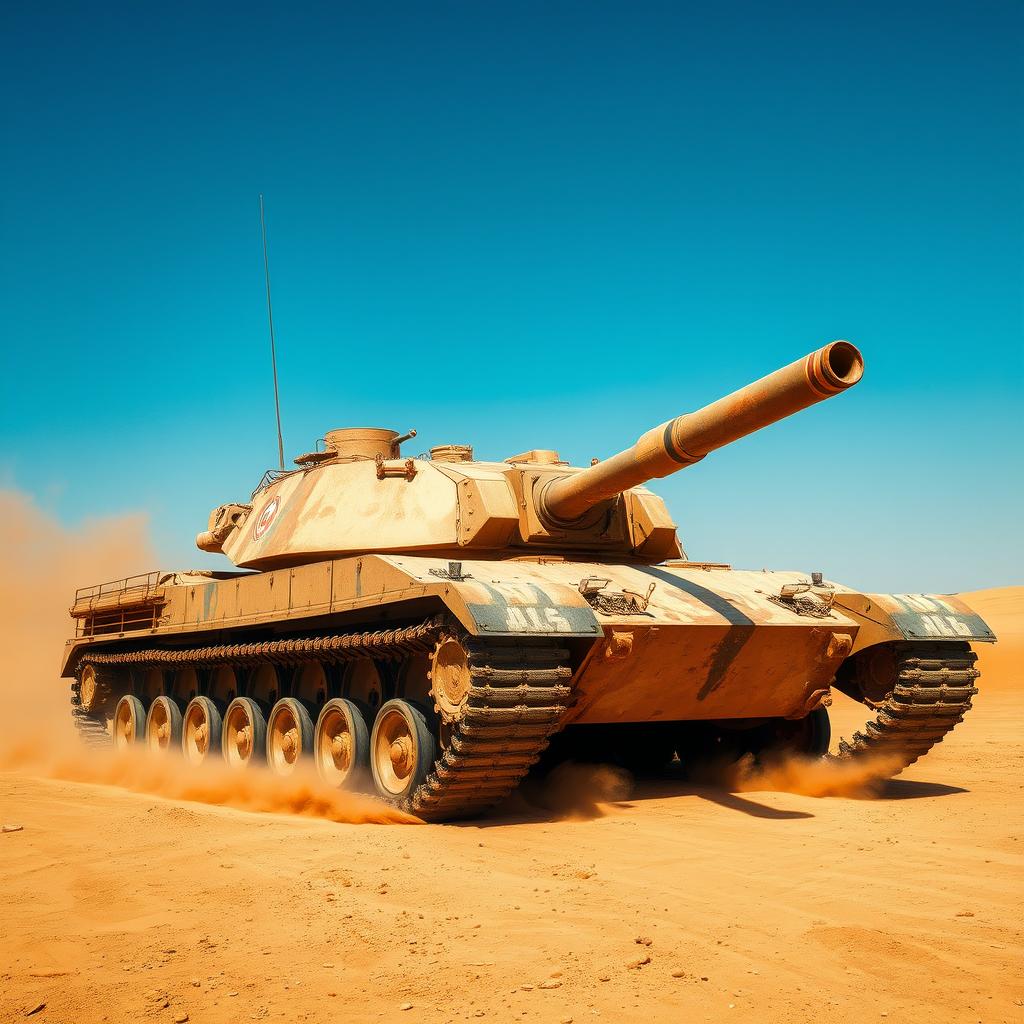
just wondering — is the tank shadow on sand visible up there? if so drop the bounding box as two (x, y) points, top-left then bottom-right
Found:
(461, 773), (814, 826)
(880, 778), (968, 800)
(455, 765), (969, 827)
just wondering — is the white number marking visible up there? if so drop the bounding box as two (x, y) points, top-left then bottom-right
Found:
(503, 604), (573, 632)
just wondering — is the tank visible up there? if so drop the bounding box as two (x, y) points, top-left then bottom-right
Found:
(62, 340), (996, 820)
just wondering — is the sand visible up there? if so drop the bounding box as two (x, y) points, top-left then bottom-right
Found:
(0, 492), (1020, 1022)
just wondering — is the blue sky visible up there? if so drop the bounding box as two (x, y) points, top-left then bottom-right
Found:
(1, 1), (1021, 592)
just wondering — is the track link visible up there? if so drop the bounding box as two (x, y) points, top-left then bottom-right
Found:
(410, 635), (575, 822)
(69, 685), (111, 748)
(830, 641), (979, 774)
(71, 620), (442, 670)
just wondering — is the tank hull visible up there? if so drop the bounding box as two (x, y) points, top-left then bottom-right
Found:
(62, 555), (994, 820)
(62, 555), (992, 719)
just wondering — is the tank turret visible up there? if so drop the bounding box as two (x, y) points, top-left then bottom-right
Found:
(195, 341), (864, 569)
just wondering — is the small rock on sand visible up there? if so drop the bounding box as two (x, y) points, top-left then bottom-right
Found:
(671, 969), (686, 978)
(25, 1004), (46, 1017)
(3, 824), (25, 833)
(400, 1003), (413, 1011)
(538, 980), (561, 990)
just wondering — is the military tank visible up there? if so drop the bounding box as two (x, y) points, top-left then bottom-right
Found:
(63, 340), (995, 819)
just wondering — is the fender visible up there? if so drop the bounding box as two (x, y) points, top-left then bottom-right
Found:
(833, 591), (995, 653)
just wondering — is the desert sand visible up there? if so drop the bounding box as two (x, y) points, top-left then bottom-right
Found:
(0, 493), (1020, 1023)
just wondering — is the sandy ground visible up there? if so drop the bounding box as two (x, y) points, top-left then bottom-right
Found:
(1, 569), (1021, 1023)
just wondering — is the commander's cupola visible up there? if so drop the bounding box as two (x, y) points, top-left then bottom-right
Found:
(294, 427), (416, 466)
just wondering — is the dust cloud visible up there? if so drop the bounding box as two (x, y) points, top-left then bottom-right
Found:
(3, 744), (420, 825)
(0, 488), (154, 744)
(0, 488), (415, 826)
(526, 761), (635, 819)
(728, 750), (906, 798)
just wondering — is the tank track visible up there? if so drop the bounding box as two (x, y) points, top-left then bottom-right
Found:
(409, 635), (574, 822)
(71, 619), (442, 670)
(68, 620), (576, 822)
(68, 621), (443, 749)
(69, 685), (112, 748)
(830, 641), (979, 774)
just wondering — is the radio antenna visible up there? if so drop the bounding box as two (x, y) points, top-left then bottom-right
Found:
(259, 193), (286, 471)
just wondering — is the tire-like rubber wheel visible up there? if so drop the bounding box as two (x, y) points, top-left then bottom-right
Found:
(755, 707), (832, 759)
(113, 694), (146, 750)
(370, 699), (438, 801)
(146, 696), (183, 755)
(182, 696), (224, 766)
(266, 698), (315, 776)
(222, 697), (268, 770)
(800, 707), (832, 757)
(314, 698), (371, 790)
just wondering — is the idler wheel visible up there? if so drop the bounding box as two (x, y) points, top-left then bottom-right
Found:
(78, 663), (111, 715)
(266, 697), (315, 776)
(222, 697), (268, 770)
(113, 694), (146, 751)
(314, 698), (371, 790)
(182, 696), (224, 766)
(370, 699), (438, 801)
(145, 695), (183, 755)
(429, 637), (472, 721)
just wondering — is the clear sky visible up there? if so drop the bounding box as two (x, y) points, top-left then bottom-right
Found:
(1, 1), (1021, 593)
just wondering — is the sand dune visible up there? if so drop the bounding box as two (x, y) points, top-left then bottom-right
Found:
(959, 586), (1023, 691)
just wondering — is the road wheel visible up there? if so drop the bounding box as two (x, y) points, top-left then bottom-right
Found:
(314, 698), (370, 789)
(772, 706), (831, 756)
(182, 696), (224, 766)
(370, 699), (438, 801)
(113, 694), (146, 750)
(222, 696), (268, 769)
(266, 697), (315, 776)
(146, 696), (183, 754)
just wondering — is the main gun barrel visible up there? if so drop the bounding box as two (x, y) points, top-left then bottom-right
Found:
(538, 340), (864, 524)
